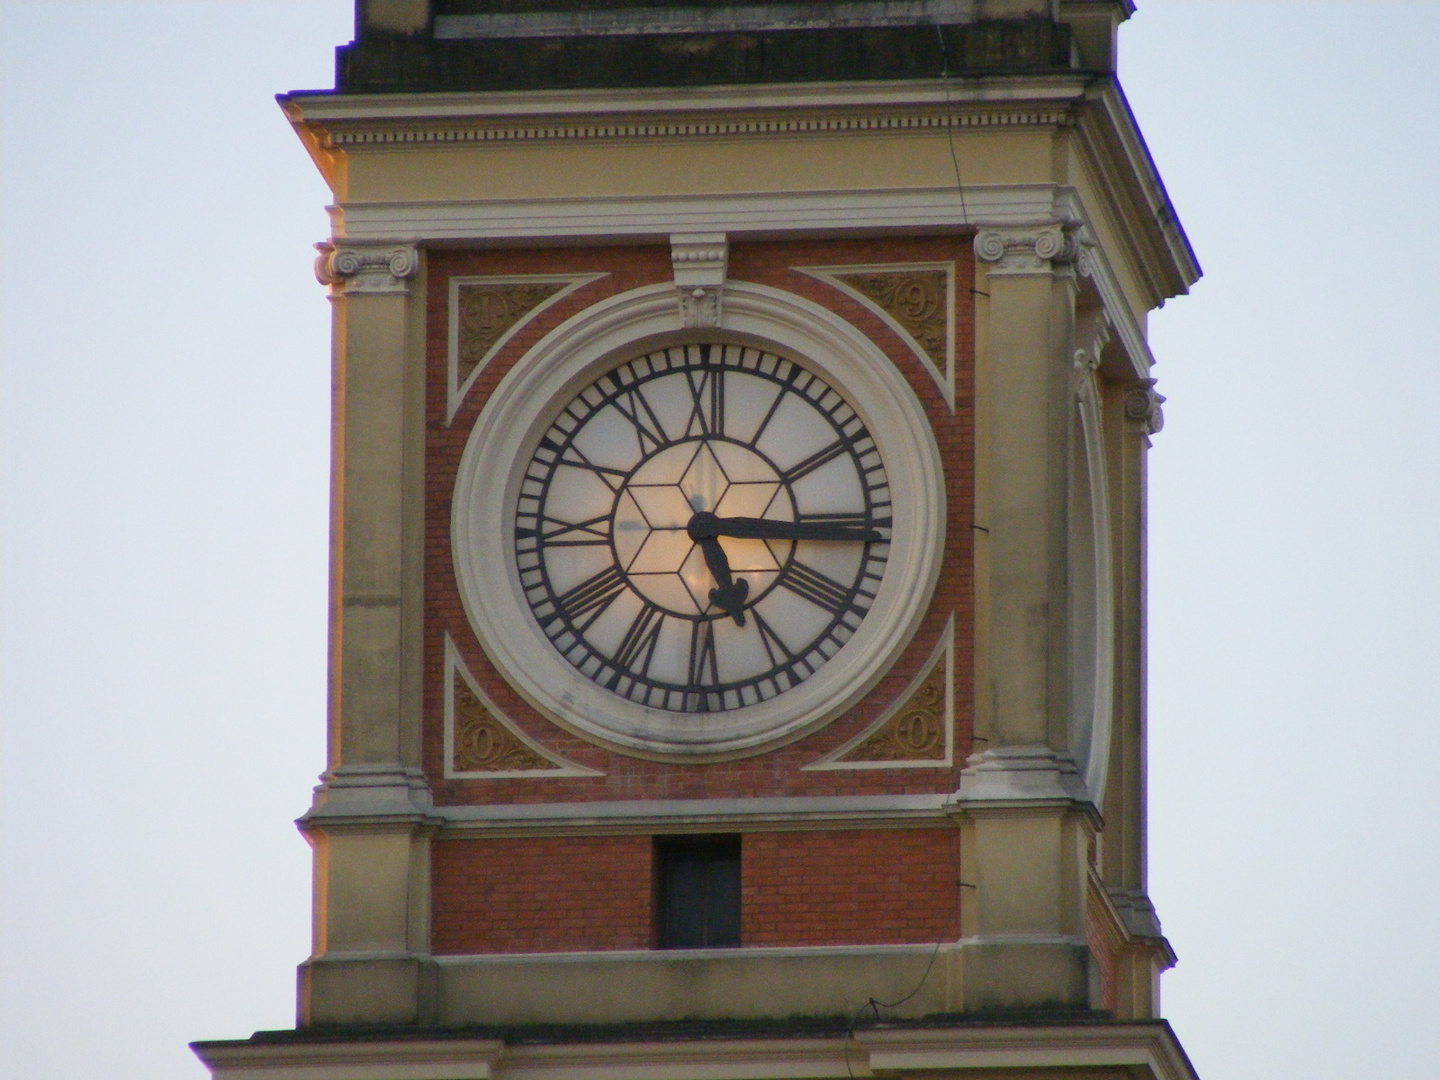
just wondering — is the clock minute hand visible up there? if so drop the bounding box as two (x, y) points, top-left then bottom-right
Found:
(700, 513), (884, 543)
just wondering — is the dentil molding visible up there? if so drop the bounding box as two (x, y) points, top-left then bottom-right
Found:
(314, 241), (419, 294)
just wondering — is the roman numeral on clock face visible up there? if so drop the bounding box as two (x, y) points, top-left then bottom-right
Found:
(607, 603), (665, 687)
(780, 560), (865, 619)
(610, 383), (668, 456)
(683, 351), (725, 438)
(685, 618), (720, 708)
(515, 513), (611, 547)
(752, 609), (795, 670)
(781, 438), (848, 483)
(542, 565), (625, 633)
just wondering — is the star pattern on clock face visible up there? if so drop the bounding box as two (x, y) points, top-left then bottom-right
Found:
(615, 440), (792, 617)
(515, 342), (891, 714)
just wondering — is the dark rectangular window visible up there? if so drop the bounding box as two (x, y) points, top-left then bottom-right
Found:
(656, 835), (741, 949)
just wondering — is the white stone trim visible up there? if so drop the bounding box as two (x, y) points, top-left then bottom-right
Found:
(804, 615), (952, 771)
(670, 232), (727, 328)
(1124, 378), (1165, 435)
(794, 261), (955, 410)
(451, 282), (945, 760)
(447, 272), (607, 424)
(437, 793), (950, 836)
(444, 634), (603, 780)
(324, 185), (1154, 384)
(328, 184), (1037, 241)
(1070, 361), (1115, 805)
(857, 1023), (1197, 1077)
(313, 241), (418, 295)
(950, 745), (1089, 808)
(973, 222), (1079, 276)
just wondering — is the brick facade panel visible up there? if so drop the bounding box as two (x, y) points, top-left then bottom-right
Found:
(432, 835), (655, 954)
(432, 828), (959, 955)
(744, 829), (960, 947)
(424, 237), (975, 806)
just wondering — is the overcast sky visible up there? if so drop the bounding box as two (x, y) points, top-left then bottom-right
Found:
(3, 3), (1439, 1079)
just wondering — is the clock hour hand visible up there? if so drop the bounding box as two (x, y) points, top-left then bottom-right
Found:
(695, 536), (749, 626)
(689, 511), (884, 543)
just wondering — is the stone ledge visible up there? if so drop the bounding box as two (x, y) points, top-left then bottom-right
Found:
(193, 1016), (1198, 1080)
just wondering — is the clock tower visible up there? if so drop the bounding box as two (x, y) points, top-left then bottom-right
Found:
(195, 1), (1202, 1077)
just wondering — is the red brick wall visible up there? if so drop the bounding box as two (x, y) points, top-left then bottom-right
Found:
(431, 827), (960, 955)
(743, 828), (960, 946)
(424, 236), (976, 806)
(432, 835), (655, 954)
(1087, 901), (1118, 1013)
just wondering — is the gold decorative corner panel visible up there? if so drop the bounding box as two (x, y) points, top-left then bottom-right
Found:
(795, 263), (955, 410)
(835, 271), (947, 369)
(447, 273), (607, 424)
(444, 635), (602, 779)
(840, 659), (946, 762)
(804, 615), (954, 770)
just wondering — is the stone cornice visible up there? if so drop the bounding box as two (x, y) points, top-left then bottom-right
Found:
(949, 746), (1100, 821)
(298, 764), (439, 832)
(314, 104), (1077, 149)
(281, 74), (1089, 139)
(194, 1019), (1199, 1080)
(282, 76), (1196, 310)
(1072, 80), (1201, 304)
(435, 793), (951, 837)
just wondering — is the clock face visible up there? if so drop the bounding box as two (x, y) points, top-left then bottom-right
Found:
(515, 343), (891, 714)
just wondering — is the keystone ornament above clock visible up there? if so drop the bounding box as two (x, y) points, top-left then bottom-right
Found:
(453, 286), (944, 759)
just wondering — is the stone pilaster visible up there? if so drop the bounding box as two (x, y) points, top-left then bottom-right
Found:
(950, 221), (1094, 1010)
(1096, 365), (1174, 1019)
(298, 240), (437, 1025)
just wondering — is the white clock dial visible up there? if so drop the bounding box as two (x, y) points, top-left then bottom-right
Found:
(453, 281), (945, 758)
(515, 343), (890, 713)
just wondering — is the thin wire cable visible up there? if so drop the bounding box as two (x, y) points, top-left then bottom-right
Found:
(935, 22), (969, 225)
(843, 827), (969, 1076)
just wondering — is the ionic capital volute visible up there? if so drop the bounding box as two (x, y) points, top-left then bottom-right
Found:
(1123, 377), (1166, 436)
(974, 222), (1081, 276)
(314, 241), (420, 295)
